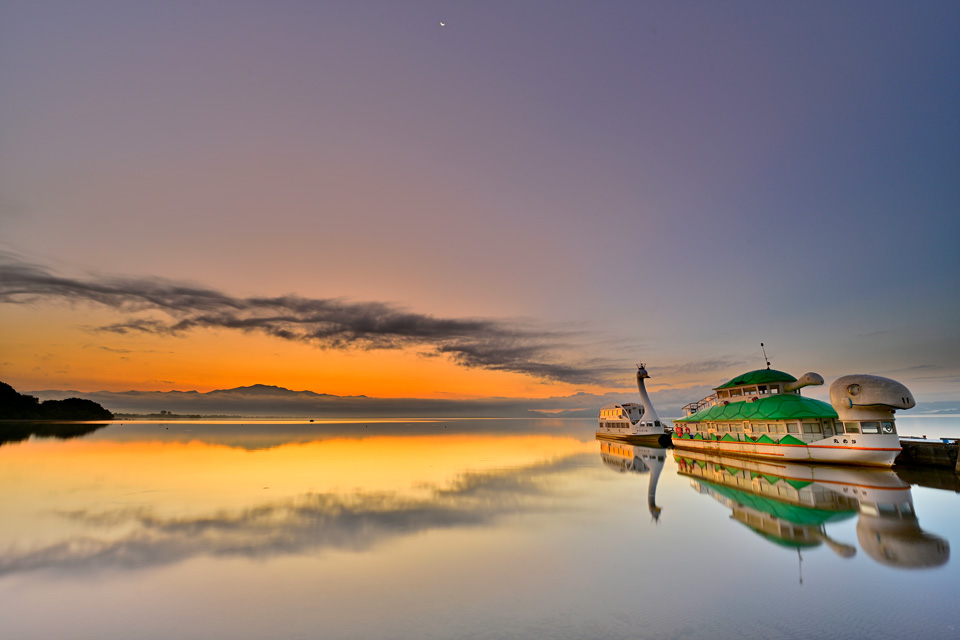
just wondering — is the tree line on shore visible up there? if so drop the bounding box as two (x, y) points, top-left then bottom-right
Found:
(0, 381), (114, 420)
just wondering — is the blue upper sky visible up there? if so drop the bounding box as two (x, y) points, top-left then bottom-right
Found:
(1, 1), (958, 399)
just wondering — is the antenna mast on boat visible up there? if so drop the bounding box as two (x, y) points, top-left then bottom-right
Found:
(761, 343), (771, 369)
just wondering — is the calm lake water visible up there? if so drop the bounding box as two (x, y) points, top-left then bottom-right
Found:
(2, 417), (958, 640)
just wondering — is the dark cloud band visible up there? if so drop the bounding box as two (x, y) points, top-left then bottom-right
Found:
(0, 255), (606, 384)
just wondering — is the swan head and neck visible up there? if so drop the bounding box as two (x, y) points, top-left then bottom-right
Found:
(636, 363), (662, 424)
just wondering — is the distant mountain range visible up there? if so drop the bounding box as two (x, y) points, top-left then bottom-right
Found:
(24, 384), (695, 419)
(25, 384), (958, 420)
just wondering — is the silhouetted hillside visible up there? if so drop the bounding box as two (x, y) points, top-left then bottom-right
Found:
(0, 381), (114, 420)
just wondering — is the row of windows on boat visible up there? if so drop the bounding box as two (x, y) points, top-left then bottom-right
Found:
(684, 420), (896, 435)
(716, 384), (789, 398)
(599, 409), (641, 418)
(600, 419), (663, 427)
(687, 466), (917, 518)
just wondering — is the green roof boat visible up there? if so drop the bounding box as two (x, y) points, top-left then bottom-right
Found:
(671, 364), (916, 467)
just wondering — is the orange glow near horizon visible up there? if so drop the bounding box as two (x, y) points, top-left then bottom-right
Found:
(0, 433), (596, 537)
(0, 306), (615, 398)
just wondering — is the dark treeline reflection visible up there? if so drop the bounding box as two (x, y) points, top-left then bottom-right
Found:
(0, 422), (109, 447)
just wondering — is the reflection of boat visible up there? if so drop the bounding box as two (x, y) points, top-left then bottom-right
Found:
(676, 450), (949, 569)
(598, 439), (667, 519)
(597, 364), (671, 445)
(857, 498), (951, 569)
(672, 366), (915, 466)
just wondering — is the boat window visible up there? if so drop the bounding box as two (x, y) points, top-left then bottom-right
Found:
(802, 422), (821, 433)
(757, 424), (769, 433)
(877, 503), (897, 515)
(861, 421), (880, 434)
(881, 421), (896, 434)
(772, 424), (785, 434)
(786, 423), (798, 433)
(843, 422), (860, 434)
(900, 502), (914, 516)
(757, 385), (768, 395)
(770, 386), (779, 394)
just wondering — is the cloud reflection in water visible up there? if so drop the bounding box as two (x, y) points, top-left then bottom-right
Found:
(0, 454), (590, 578)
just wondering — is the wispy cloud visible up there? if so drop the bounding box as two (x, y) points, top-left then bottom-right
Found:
(0, 254), (608, 384)
(96, 345), (172, 355)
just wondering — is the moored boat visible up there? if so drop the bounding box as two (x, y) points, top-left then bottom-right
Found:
(672, 366), (915, 466)
(597, 364), (672, 446)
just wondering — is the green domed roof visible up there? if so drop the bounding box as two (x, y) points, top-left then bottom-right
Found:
(715, 368), (797, 390)
(676, 394), (837, 423)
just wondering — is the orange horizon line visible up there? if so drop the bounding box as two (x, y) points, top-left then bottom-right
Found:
(14, 382), (636, 400)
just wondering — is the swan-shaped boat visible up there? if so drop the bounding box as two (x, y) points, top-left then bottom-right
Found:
(596, 364), (672, 446)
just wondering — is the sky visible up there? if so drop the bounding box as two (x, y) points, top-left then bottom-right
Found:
(1, 1), (958, 405)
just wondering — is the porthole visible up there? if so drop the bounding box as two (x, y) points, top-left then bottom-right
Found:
(847, 383), (861, 396)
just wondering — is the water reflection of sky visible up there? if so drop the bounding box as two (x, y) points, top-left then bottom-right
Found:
(1, 420), (958, 640)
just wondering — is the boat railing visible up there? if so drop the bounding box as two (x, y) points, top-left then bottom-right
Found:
(681, 394), (717, 416)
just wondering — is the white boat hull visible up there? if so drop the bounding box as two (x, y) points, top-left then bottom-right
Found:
(596, 429), (672, 446)
(670, 433), (901, 467)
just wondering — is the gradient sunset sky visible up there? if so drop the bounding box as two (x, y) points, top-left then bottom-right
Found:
(1, 1), (958, 403)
